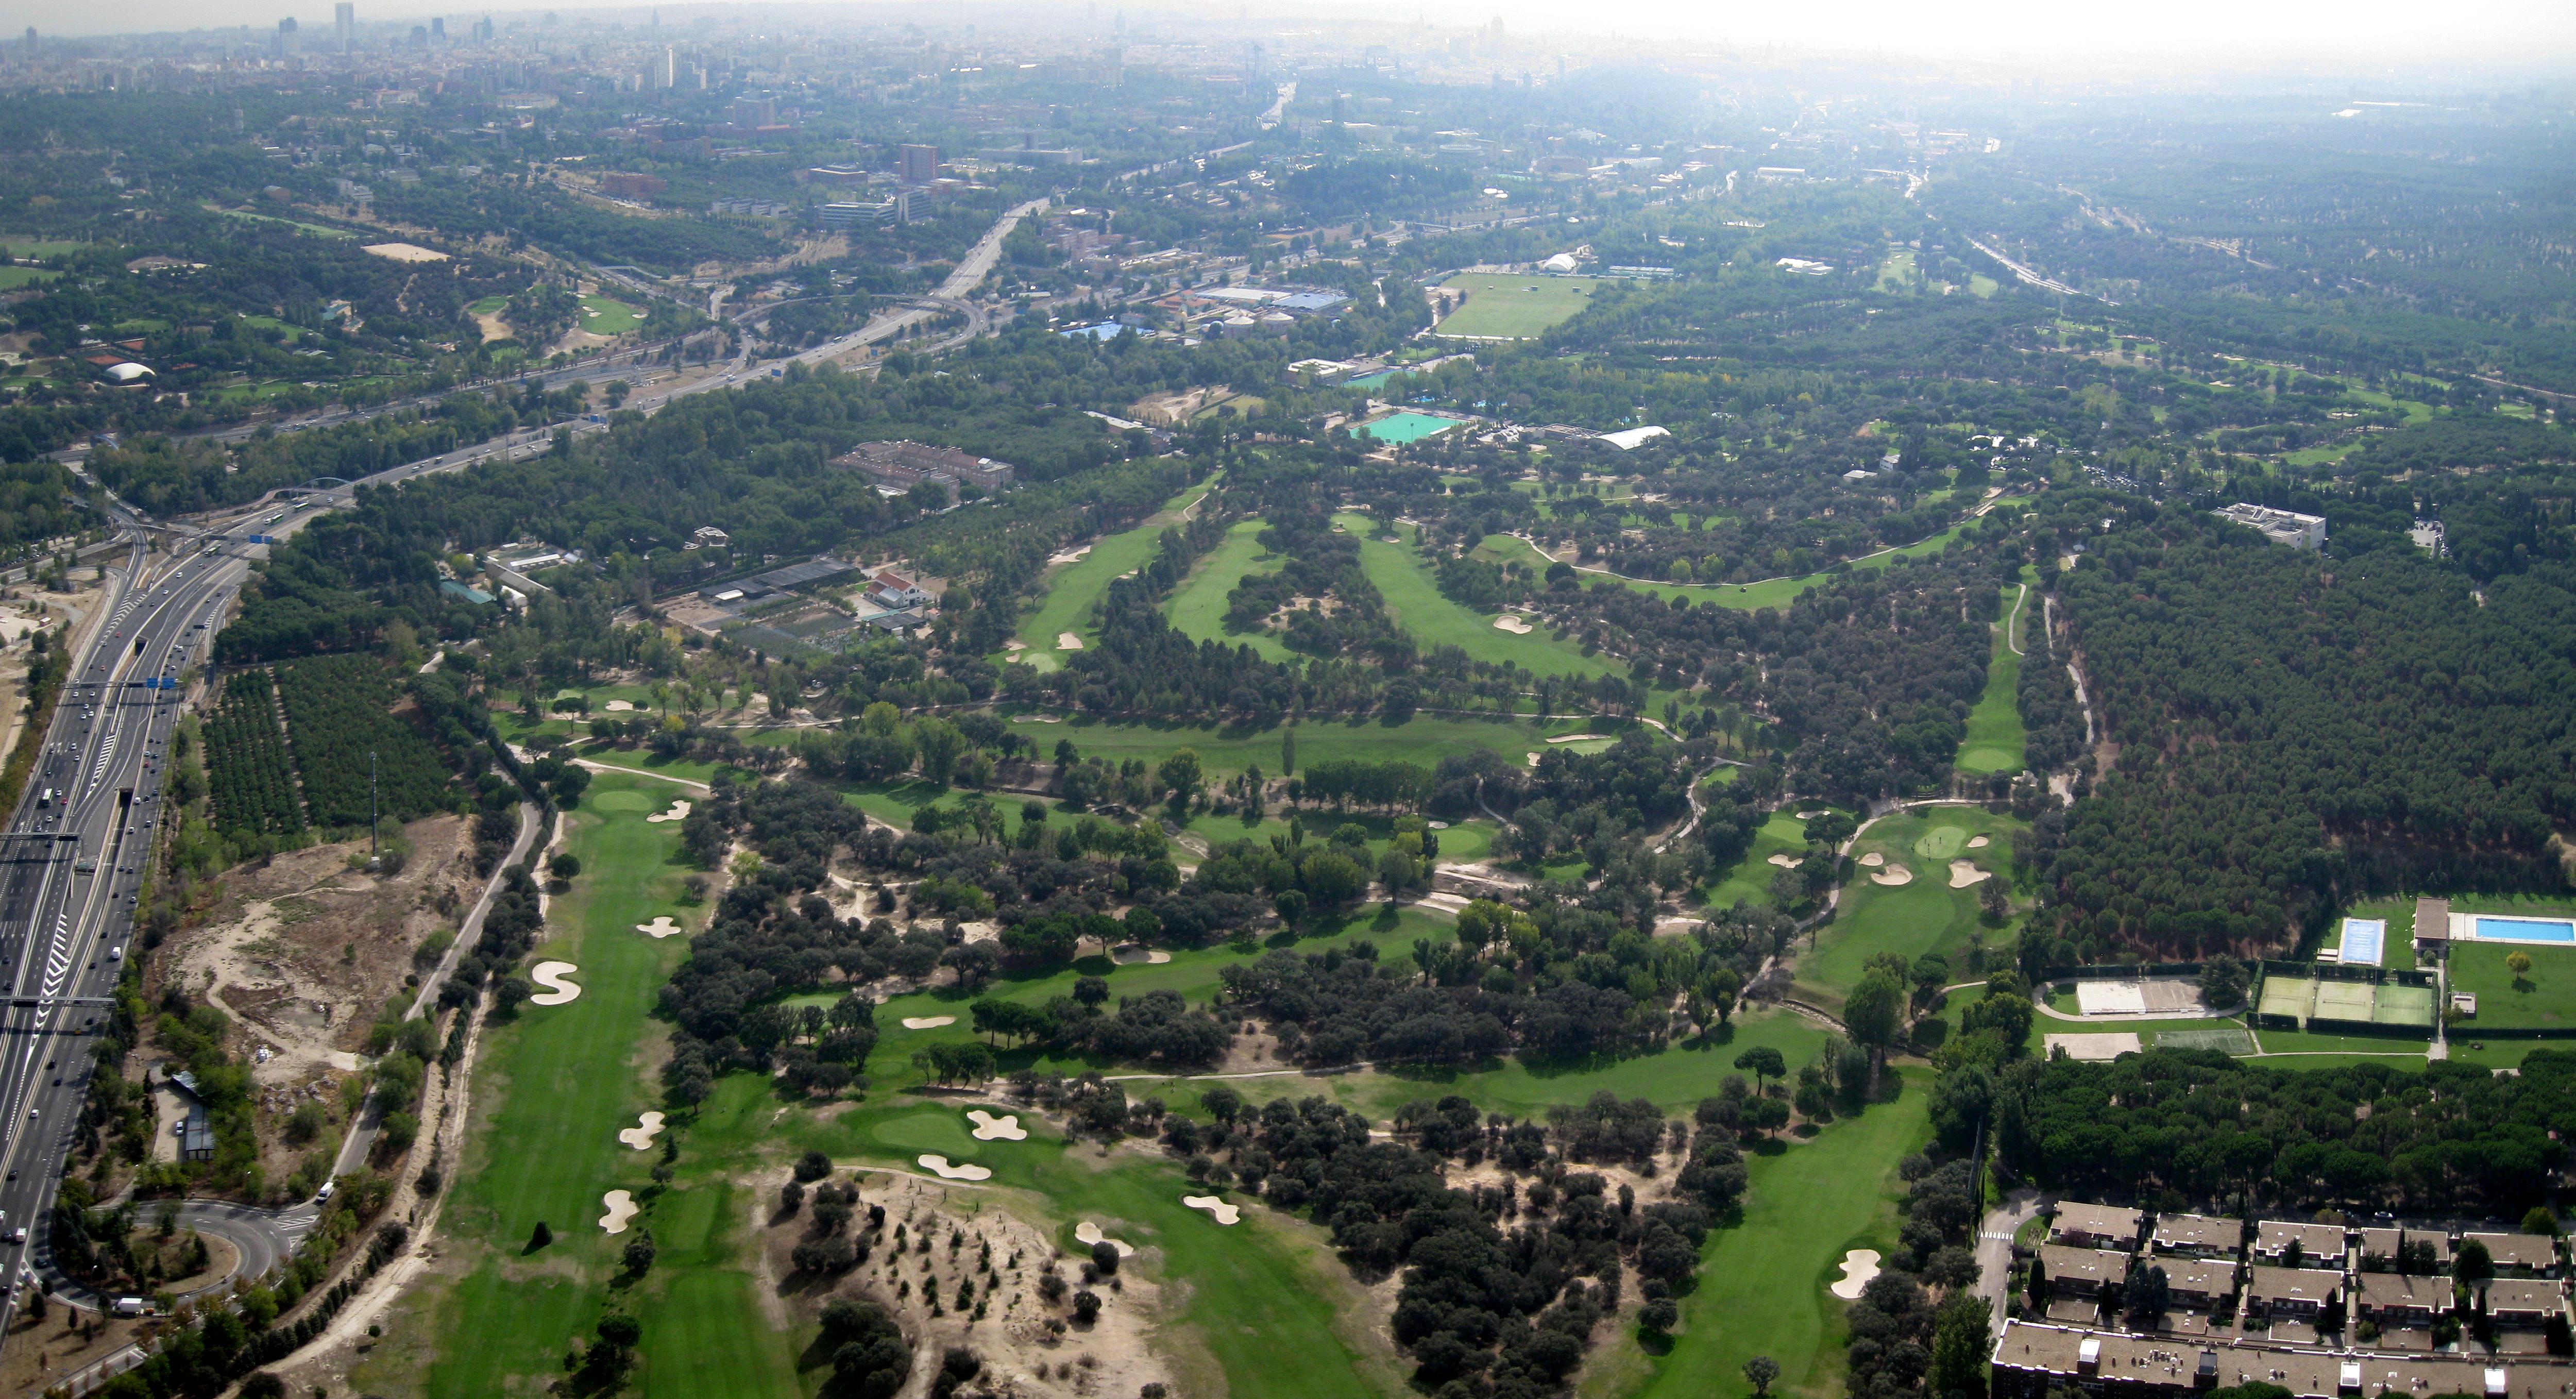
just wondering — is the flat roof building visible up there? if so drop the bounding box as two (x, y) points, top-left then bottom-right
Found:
(2357, 1226), (2452, 1273)
(2151, 1213), (2242, 1259)
(2255, 1221), (2350, 1270)
(1989, 1321), (2547, 1399)
(2214, 502), (2327, 550)
(2052, 1203), (2147, 1252)
(2244, 1265), (2344, 1319)
(2353, 1271), (2446, 1326)
(2463, 1232), (2560, 1277)
(2040, 1245), (2133, 1299)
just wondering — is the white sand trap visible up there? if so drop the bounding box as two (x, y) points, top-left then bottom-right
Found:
(530, 962), (583, 1005)
(1110, 943), (1172, 965)
(643, 798), (693, 824)
(1048, 545), (1095, 565)
(902, 1016), (956, 1030)
(1967, 835), (1990, 849)
(618, 1111), (666, 1151)
(1869, 864), (1913, 886)
(1546, 733), (1607, 745)
(1012, 713), (1061, 723)
(1428, 821), (1449, 830)
(1075, 1221), (1137, 1256)
(603, 699), (635, 712)
(1767, 853), (1797, 868)
(1056, 631), (1086, 651)
(1948, 860), (1991, 888)
(918, 1155), (992, 1181)
(1830, 1249), (1883, 1300)
(1493, 615), (1533, 634)
(1858, 852), (1885, 867)
(1181, 1195), (1241, 1225)
(599, 1190), (638, 1234)
(2045, 1032), (2144, 1061)
(1004, 639), (1027, 652)
(635, 916), (684, 939)
(1525, 752), (1541, 768)
(968, 1110), (1027, 1142)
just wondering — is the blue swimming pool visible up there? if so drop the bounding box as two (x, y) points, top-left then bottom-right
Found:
(2473, 916), (2576, 943)
(2338, 918), (2385, 965)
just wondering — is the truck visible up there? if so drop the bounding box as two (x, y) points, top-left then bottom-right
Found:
(111, 1297), (146, 1318)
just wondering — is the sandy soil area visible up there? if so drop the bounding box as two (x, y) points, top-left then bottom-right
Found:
(766, 1173), (1174, 1399)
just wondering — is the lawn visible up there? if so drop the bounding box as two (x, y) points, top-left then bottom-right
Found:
(210, 205), (358, 239)
(1003, 478), (1215, 673)
(1435, 273), (1606, 340)
(1702, 811), (1810, 911)
(1337, 515), (1617, 680)
(351, 770), (774, 1398)
(1794, 807), (2025, 1015)
(0, 235), (86, 257)
(0, 265), (58, 290)
(1955, 585), (2027, 774)
(1162, 517), (1294, 661)
(2450, 940), (2576, 1031)
(1587, 1067), (1931, 1399)
(466, 295), (509, 315)
(581, 294), (645, 334)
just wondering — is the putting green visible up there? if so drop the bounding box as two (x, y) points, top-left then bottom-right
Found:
(1912, 825), (1969, 859)
(588, 788), (656, 812)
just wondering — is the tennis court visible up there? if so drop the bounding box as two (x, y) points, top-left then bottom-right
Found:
(2374, 983), (2436, 1026)
(2313, 981), (2378, 1020)
(2155, 1026), (2257, 1055)
(2257, 977), (2314, 1020)
(1360, 411), (1464, 444)
(2338, 918), (2385, 966)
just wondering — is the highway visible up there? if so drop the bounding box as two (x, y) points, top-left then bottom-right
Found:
(0, 504), (328, 1320)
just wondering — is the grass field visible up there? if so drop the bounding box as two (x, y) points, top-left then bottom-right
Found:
(1337, 515), (1618, 680)
(1703, 811), (1811, 910)
(0, 235), (87, 257)
(1796, 808), (2023, 1015)
(581, 294), (645, 334)
(1004, 479), (1214, 673)
(211, 205), (358, 239)
(1587, 1067), (1930, 1399)
(2451, 940), (2576, 1030)
(1956, 586), (2026, 774)
(0, 265), (58, 290)
(1043, 712), (1596, 780)
(1435, 274), (1606, 339)
(352, 770), (778, 1398)
(1162, 518), (1294, 661)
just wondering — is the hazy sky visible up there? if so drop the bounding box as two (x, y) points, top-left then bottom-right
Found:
(16, 0), (2576, 68)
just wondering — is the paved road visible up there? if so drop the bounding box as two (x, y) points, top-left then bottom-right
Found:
(40, 1198), (320, 1313)
(1978, 1190), (2044, 1332)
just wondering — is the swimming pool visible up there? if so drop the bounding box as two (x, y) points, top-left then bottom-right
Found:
(2338, 918), (2385, 966)
(2473, 916), (2576, 943)
(1359, 411), (1462, 444)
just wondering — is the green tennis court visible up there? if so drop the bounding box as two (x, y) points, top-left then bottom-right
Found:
(2313, 981), (2377, 1020)
(2155, 1027), (2256, 1055)
(2257, 978), (2313, 1020)
(1360, 411), (1464, 444)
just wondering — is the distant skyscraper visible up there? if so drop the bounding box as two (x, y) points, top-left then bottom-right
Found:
(333, 2), (352, 50)
(22, 26), (35, 56)
(430, 16), (444, 39)
(899, 143), (939, 185)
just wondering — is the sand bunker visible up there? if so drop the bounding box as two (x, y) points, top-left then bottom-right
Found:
(1012, 713), (1061, 723)
(1181, 1195), (1241, 1225)
(1056, 631), (1085, 651)
(635, 916), (684, 939)
(618, 1111), (666, 1151)
(1524, 752), (1541, 768)
(644, 798), (692, 824)
(1830, 1249), (1882, 1300)
(1048, 545), (1095, 565)
(1868, 864), (1914, 887)
(599, 1190), (638, 1234)
(1948, 860), (1991, 888)
(1492, 615), (1533, 634)
(530, 962), (583, 1005)
(1004, 639), (1027, 652)
(1767, 853), (1798, 868)
(1546, 733), (1606, 745)
(1967, 835), (1990, 849)
(918, 1155), (992, 1181)
(603, 699), (635, 712)
(901, 1016), (956, 1030)
(968, 1109), (1027, 1142)
(1110, 943), (1173, 965)
(1858, 852), (1885, 867)
(1075, 1221), (1137, 1257)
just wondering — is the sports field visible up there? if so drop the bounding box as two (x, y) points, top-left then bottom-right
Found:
(2451, 940), (2576, 1030)
(1004, 477), (1215, 672)
(1337, 515), (1618, 679)
(1358, 411), (1464, 444)
(1163, 517), (1294, 661)
(1956, 586), (2027, 774)
(1435, 274), (1605, 340)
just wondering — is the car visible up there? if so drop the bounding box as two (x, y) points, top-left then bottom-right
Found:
(315, 1181), (336, 1203)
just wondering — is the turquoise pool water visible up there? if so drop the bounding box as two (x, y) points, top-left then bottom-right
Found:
(2473, 916), (2576, 943)
(1360, 411), (1460, 444)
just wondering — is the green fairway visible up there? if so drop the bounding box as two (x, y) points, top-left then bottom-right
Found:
(1956, 586), (2026, 774)
(1163, 517), (1294, 661)
(1702, 811), (1811, 910)
(466, 295), (509, 315)
(353, 771), (781, 1399)
(0, 235), (87, 257)
(1336, 515), (1617, 680)
(1004, 478), (1214, 672)
(1797, 808), (2023, 1015)
(1047, 712), (1582, 779)
(1479, 526), (1977, 612)
(1588, 1068), (1930, 1399)
(1435, 273), (1606, 339)
(581, 293), (645, 334)
(2451, 939), (2576, 1030)
(0, 265), (57, 290)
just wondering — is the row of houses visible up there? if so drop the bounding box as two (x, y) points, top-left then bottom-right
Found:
(1992, 1321), (2576, 1399)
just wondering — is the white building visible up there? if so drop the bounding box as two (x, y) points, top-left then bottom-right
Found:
(2213, 502), (2326, 550)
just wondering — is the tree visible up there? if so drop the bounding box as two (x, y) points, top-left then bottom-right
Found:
(527, 1220), (553, 1251)
(1734, 1046), (1786, 1094)
(597, 1313), (642, 1352)
(2508, 951), (2535, 983)
(2124, 1263), (2170, 1323)
(1844, 970), (1905, 1067)
(1073, 975), (1111, 1009)
(1930, 1295), (1992, 1399)
(1979, 875), (2010, 922)
(1158, 748), (1204, 804)
(2198, 955), (2249, 1009)
(549, 852), (581, 881)
(2522, 1206), (2559, 1237)
(914, 717), (967, 784)
(623, 1232), (657, 1275)
(1744, 1355), (1781, 1397)
(2457, 1237), (2495, 1285)
(1803, 812), (1856, 848)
